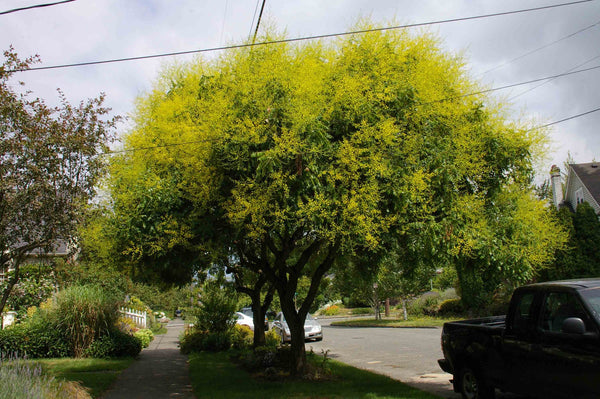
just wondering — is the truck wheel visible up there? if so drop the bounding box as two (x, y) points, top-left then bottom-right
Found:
(458, 367), (495, 399)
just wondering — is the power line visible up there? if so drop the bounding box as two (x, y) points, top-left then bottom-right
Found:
(7, 0), (594, 73)
(252, 0), (267, 44)
(530, 106), (600, 130)
(0, 0), (76, 16)
(509, 53), (600, 100)
(480, 19), (600, 76)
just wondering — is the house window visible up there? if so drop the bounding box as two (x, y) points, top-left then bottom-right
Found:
(575, 188), (584, 206)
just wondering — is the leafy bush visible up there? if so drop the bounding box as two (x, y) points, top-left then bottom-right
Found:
(84, 331), (142, 359)
(407, 293), (440, 316)
(116, 316), (137, 335)
(321, 305), (341, 316)
(52, 285), (120, 357)
(179, 330), (208, 354)
(0, 359), (91, 399)
(193, 278), (238, 334)
(230, 325), (253, 350)
(437, 298), (463, 316)
(264, 329), (280, 349)
(202, 332), (231, 352)
(134, 329), (154, 348)
(0, 319), (71, 359)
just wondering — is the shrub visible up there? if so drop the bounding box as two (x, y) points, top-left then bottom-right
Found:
(0, 359), (91, 399)
(349, 307), (372, 315)
(407, 293), (440, 316)
(52, 285), (119, 357)
(179, 330), (208, 354)
(264, 329), (280, 349)
(230, 324), (253, 350)
(0, 319), (71, 359)
(84, 330), (142, 359)
(193, 278), (238, 334)
(321, 305), (341, 316)
(116, 316), (137, 335)
(437, 298), (463, 316)
(202, 332), (231, 352)
(134, 329), (154, 348)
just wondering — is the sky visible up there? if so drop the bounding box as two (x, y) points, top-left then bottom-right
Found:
(2, 0), (600, 182)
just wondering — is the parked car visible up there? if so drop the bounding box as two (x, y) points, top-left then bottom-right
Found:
(240, 306), (269, 330)
(438, 279), (600, 399)
(272, 312), (323, 342)
(235, 312), (254, 331)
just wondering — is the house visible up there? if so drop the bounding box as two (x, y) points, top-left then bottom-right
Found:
(551, 163), (600, 213)
(0, 240), (70, 283)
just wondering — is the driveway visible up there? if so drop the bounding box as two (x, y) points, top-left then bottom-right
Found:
(306, 318), (458, 398)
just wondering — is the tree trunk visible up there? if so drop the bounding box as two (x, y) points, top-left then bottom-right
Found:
(385, 298), (390, 317)
(281, 301), (307, 376)
(0, 260), (20, 331)
(402, 298), (408, 320)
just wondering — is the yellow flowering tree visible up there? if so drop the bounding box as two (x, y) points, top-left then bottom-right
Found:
(112, 25), (563, 373)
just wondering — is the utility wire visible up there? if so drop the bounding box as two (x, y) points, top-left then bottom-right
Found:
(509, 53), (600, 100)
(248, 0), (262, 41)
(480, 19), (600, 76)
(528, 106), (600, 130)
(7, 0), (594, 73)
(0, 0), (76, 15)
(220, 0), (229, 45)
(252, 0), (267, 44)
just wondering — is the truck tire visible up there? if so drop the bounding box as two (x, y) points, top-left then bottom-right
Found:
(458, 366), (495, 399)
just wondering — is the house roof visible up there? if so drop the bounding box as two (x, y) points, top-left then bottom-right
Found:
(570, 162), (600, 207)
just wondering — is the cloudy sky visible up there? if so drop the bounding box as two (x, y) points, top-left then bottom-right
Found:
(2, 0), (599, 181)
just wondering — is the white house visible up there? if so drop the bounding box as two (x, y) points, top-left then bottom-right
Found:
(551, 163), (600, 214)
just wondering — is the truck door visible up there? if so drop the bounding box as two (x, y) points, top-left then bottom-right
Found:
(502, 290), (543, 396)
(538, 291), (600, 398)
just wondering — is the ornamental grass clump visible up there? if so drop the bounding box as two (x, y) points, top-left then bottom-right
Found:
(52, 285), (119, 357)
(0, 358), (90, 399)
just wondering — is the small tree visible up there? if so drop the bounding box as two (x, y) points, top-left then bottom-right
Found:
(0, 48), (118, 326)
(194, 275), (238, 334)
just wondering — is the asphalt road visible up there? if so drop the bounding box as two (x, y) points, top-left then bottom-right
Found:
(306, 318), (458, 398)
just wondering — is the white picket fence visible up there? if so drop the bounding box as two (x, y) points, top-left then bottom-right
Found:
(119, 307), (147, 329)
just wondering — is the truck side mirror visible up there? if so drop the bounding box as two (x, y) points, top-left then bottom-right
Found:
(562, 317), (586, 335)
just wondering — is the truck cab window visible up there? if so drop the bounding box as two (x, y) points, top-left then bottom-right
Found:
(512, 292), (535, 332)
(541, 292), (591, 333)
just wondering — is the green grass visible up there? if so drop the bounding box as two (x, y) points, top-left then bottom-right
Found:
(330, 316), (458, 328)
(36, 357), (135, 398)
(189, 351), (441, 399)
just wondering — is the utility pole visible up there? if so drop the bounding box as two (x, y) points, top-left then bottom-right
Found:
(252, 0), (267, 44)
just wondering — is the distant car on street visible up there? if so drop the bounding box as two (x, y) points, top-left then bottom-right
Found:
(272, 312), (322, 343)
(240, 306), (269, 330)
(235, 311), (254, 331)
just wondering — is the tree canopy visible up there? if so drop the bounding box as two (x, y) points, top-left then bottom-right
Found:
(0, 48), (118, 321)
(108, 25), (564, 372)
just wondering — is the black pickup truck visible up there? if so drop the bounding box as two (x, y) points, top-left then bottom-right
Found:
(438, 279), (600, 399)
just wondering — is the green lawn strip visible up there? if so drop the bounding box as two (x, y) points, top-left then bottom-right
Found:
(330, 317), (456, 328)
(36, 357), (134, 398)
(189, 351), (441, 399)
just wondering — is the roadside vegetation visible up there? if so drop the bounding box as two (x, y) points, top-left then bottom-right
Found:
(188, 351), (440, 399)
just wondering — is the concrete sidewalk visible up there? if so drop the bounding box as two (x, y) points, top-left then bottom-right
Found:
(102, 319), (195, 399)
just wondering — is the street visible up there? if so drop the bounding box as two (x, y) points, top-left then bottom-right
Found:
(307, 319), (458, 398)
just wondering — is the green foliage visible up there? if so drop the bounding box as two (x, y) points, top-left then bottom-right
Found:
(437, 298), (463, 316)
(540, 203), (600, 281)
(264, 329), (281, 350)
(83, 331), (142, 359)
(0, 264), (56, 320)
(51, 285), (120, 357)
(0, 359), (91, 399)
(179, 330), (208, 354)
(320, 305), (341, 316)
(133, 329), (154, 349)
(230, 324), (253, 350)
(349, 307), (373, 315)
(0, 318), (71, 359)
(193, 278), (238, 334)
(407, 294), (441, 317)
(201, 332), (232, 352)
(433, 267), (458, 291)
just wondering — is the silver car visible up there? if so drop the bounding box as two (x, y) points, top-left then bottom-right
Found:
(272, 312), (323, 342)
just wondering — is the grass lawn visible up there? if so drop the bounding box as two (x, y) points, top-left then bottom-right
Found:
(189, 351), (441, 399)
(330, 316), (459, 328)
(36, 357), (134, 398)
